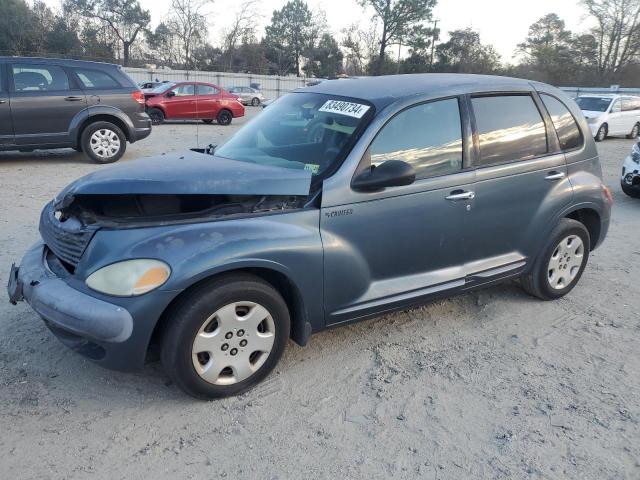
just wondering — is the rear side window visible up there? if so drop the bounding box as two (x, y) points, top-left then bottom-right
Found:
(622, 97), (640, 111)
(74, 68), (120, 89)
(370, 98), (463, 179)
(541, 94), (583, 151)
(197, 85), (219, 95)
(12, 64), (69, 92)
(472, 95), (547, 166)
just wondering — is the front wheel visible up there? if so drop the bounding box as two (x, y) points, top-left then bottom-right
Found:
(217, 109), (233, 126)
(622, 182), (640, 198)
(520, 218), (590, 300)
(161, 274), (290, 399)
(595, 124), (607, 142)
(81, 121), (126, 164)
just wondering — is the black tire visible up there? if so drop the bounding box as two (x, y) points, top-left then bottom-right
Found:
(627, 123), (640, 139)
(202, 119), (214, 124)
(520, 218), (590, 300)
(251, 97), (261, 106)
(80, 121), (126, 164)
(595, 124), (607, 142)
(148, 107), (165, 125)
(622, 182), (640, 198)
(217, 109), (233, 126)
(161, 273), (290, 399)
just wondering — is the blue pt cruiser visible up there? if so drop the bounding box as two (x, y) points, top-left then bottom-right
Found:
(8, 74), (612, 398)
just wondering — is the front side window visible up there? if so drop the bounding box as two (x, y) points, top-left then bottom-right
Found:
(216, 93), (373, 178)
(369, 98), (463, 179)
(541, 94), (583, 151)
(173, 84), (195, 96)
(12, 64), (69, 92)
(74, 68), (120, 89)
(611, 99), (622, 112)
(472, 95), (547, 166)
(197, 84), (219, 95)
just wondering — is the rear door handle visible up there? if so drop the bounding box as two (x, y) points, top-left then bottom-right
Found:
(545, 171), (565, 181)
(64, 96), (83, 102)
(445, 190), (475, 201)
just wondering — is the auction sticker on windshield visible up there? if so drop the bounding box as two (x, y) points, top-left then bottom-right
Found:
(319, 100), (370, 118)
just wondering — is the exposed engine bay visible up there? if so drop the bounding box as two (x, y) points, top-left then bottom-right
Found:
(58, 194), (308, 227)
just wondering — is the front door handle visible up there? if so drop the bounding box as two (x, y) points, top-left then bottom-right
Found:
(445, 190), (475, 201)
(64, 96), (83, 102)
(545, 171), (566, 181)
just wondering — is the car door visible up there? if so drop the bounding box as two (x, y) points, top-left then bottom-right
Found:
(0, 62), (15, 146)
(164, 83), (196, 119)
(9, 62), (87, 146)
(321, 97), (475, 325)
(607, 98), (625, 135)
(195, 84), (221, 119)
(621, 97), (640, 135)
(463, 93), (572, 278)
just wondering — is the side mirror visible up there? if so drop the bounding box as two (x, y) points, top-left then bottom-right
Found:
(166, 90), (176, 98)
(352, 160), (416, 191)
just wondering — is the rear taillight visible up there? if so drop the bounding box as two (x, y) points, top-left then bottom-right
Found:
(132, 90), (145, 105)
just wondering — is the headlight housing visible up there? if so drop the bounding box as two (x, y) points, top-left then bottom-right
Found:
(632, 142), (640, 163)
(86, 259), (171, 296)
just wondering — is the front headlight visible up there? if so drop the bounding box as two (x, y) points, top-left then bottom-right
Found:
(86, 259), (171, 296)
(632, 142), (640, 163)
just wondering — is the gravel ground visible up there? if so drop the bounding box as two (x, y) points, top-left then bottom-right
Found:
(0, 108), (639, 479)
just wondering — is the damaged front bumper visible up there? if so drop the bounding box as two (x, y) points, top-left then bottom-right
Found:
(621, 155), (640, 192)
(7, 242), (150, 370)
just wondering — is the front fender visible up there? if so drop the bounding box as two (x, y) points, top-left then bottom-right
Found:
(78, 209), (325, 336)
(69, 105), (136, 145)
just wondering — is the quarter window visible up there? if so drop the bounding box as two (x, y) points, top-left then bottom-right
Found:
(541, 94), (583, 151)
(74, 68), (120, 89)
(12, 64), (69, 92)
(173, 84), (195, 96)
(369, 98), (463, 179)
(472, 95), (547, 165)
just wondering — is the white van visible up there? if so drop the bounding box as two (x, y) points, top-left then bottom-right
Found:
(576, 94), (640, 141)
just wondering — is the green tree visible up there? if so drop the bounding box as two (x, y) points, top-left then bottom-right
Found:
(435, 28), (501, 74)
(264, 0), (313, 76)
(358, 0), (436, 75)
(68, 0), (150, 65)
(304, 33), (344, 77)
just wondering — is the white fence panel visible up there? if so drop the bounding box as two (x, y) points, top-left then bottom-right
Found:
(124, 67), (306, 99)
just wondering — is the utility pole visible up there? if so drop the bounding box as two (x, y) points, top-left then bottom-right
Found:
(429, 19), (439, 71)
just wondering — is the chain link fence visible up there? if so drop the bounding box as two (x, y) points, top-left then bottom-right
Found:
(124, 67), (307, 99)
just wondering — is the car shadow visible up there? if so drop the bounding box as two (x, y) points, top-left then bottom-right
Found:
(0, 148), (91, 165)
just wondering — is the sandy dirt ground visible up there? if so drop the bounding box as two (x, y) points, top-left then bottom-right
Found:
(0, 108), (639, 479)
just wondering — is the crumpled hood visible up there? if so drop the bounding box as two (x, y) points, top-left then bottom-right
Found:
(54, 150), (312, 209)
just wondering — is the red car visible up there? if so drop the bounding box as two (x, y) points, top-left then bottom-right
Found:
(145, 82), (245, 126)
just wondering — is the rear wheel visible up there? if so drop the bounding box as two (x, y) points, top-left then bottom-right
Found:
(81, 121), (126, 164)
(595, 124), (607, 142)
(622, 182), (640, 198)
(148, 108), (165, 125)
(217, 109), (233, 126)
(627, 123), (640, 139)
(520, 218), (590, 300)
(251, 97), (261, 106)
(161, 274), (290, 399)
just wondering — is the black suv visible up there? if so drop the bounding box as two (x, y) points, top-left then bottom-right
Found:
(0, 57), (151, 163)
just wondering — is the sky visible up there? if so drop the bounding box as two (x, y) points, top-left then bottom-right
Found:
(42, 0), (592, 62)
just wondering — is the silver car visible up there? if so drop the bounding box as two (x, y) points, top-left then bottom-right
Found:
(228, 86), (265, 106)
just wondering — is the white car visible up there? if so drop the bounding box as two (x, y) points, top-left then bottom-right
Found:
(622, 141), (640, 198)
(576, 94), (640, 141)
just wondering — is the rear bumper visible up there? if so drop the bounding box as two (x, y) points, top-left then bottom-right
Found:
(129, 112), (152, 142)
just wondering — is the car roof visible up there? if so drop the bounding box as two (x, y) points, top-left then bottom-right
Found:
(300, 73), (542, 110)
(0, 56), (119, 69)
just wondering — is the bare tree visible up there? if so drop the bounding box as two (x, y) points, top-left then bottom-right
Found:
(341, 22), (380, 75)
(167, 0), (212, 68)
(221, 0), (258, 70)
(583, 0), (640, 81)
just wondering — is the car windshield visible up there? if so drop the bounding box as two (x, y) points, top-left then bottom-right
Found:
(215, 92), (374, 178)
(576, 97), (612, 112)
(150, 82), (176, 93)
